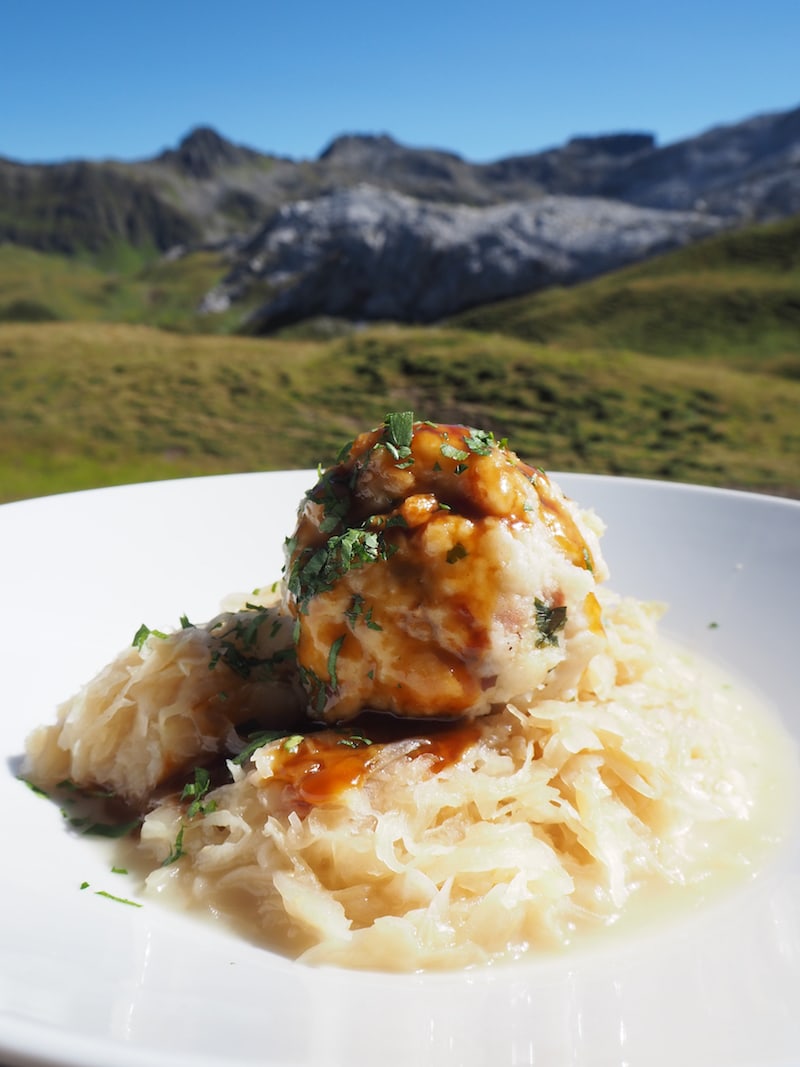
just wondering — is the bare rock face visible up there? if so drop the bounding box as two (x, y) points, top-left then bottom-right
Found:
(156, 126), (263, 180)
(202, 185), (723, 330)
(2, 105), (799, 327)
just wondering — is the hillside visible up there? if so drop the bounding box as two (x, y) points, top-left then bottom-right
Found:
(2, 211), (797, 373)
(0, 244), (242, 333)
(1, 322), (798, 505)
(449, 214), (800, 377)
(2, 111), (799, 507)
(1, 104), (800, 331)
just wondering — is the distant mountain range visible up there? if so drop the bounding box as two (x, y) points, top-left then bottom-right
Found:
(1, 104), (799, 330)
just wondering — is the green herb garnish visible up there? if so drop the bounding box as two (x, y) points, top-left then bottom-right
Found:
(440, 442), (470, 463)
(181, 767), (217, 819)
(132, 623), (167, 650)
(95, 890), (142, 908)
(327, 634), (346, 690)
(463, 428), (495, 455)
(232, 729), (301, 765)
(384, 411), (414, 450)
(69, 817), (142, 839)
(381, 411), (415, 467)
(208, 608), (294, 680)
(287, 527), (392, 611)
(534, 598), (568, 647)
(337, 734), (373, 749)
(161, 825), (185, 867)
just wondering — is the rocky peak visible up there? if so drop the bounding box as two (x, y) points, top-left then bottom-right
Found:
(318, 133), (401, 163)
(160, 126), (257, 179)
(565, 132), (656, 157)
(202, 183), (723, 332)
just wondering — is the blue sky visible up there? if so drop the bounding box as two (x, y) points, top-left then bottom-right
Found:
(4, 0), (799, 165)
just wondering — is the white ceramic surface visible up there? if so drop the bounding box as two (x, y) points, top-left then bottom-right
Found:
(1, 471), (799, 1067)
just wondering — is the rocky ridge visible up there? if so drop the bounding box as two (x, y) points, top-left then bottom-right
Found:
(203, 185), (722, 330)
(1, 104), (798, 328)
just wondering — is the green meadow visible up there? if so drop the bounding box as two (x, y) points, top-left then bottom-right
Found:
(1, 215), (799, 504)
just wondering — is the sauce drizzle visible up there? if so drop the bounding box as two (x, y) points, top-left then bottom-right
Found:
(268, 716), (481, 805)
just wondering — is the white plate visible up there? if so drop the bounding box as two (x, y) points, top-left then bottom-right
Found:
(1, 471), (799, 1067)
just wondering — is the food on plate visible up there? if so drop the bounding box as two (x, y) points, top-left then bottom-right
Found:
(284, 413), (607, 722)
(24, 605), (304, 809)
(22, 414), (793, 971)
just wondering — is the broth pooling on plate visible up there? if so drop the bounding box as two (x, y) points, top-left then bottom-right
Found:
(22, 413), (795, 971)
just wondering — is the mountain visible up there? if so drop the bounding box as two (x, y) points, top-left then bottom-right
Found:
(204, 186), (721, 330)
(1, 105), (799, 328)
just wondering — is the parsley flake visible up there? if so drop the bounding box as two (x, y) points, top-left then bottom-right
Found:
(440, 442), (470, 463)
(337, 734), (373, 749)
(384, 411), (414, 450)
(327, 634), (346, 689)
(463, 428), (495, 455)
(181, 767), (217, 819)
(288, 527), (392, 610)
(381, 411), (415, 469)
(95, 890), (142, 908)
(161, 825), (185, 867)
(534, 598), (568, 647)
(233, 729), (302, 765)
(132, 623), (168, 650)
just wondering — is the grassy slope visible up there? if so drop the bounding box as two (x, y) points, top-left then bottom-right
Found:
(449, 215), (800, 378)
(2, 215), (799, 503)
(0, 244), (248, 333)
(2, 322), (798, 504)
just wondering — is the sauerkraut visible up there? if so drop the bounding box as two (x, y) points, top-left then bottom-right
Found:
(21, 415), (789, 971)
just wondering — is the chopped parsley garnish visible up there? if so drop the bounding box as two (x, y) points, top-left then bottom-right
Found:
(180, 767), (217, 819)
(384, 411), (414, 450)
(67, 817), (141, 838)
(287, 527), (393, 612)
(345, 595), (383, 631)
(335, 437), (356, 464)
(381, 411), (415, 467)
(95, 890), (142, 908)
(208, 608), (294, 680)
(440, 442), (470, 463)
(534, 598), (568, 647)
(161, 825), (185, 867)
(463, 428), (495, 455)
(160, 767), (220, 866)
(327, 634), (346, 690)
(232, 729), (304, 765)
(345, 594), (364, 627)
(446, 543), (468, 564)
(23, 776), (141, 838)
(132, 623), (167, 650)
(20, 777), (48, 798)
(337, 734), (373, 749)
